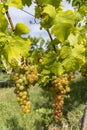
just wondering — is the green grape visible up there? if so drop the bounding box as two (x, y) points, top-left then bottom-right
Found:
(51, 73), (74, 122)
(10, 61), (38, 113)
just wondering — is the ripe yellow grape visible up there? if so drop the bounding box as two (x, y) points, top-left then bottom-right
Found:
(51, 73), (75, 122)
(18, 85), (25, 90)
(11, 62), (38, 113)
(66, 86), (71, 93)
(16, 79), (23, 84)
(18, 92), (24, 97)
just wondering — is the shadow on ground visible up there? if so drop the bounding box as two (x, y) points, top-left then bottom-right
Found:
(64, 76), (87, 113)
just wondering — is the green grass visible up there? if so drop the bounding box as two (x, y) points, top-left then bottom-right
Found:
(0, 76), (87, 130)
(0, 73), (9, 81)
(0, 86), (53, 130)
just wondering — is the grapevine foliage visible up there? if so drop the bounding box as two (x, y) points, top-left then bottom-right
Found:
(0, 0), (87, 122)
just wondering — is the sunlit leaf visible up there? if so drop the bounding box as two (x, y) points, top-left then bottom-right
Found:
(42, 4), (56, 18)
(79, 6), (87, 16)
(2, 35), (31, 65)
(6, 0), (23, 8)
(22, 0), (32, 6)
(68, 33), (78, 46)
(36, 0), (62, 8)
(72, 44), (85, 61)
(62, 56), (80, 72)
(59, 46), (71, 59)
(52, 10), (75, 42)
(62, 44), (85, 72)
(43, 51), (56, 66)
(0, 13), (8, 32)
(14, 22), (29, 35)
(49, 61), (64, 76)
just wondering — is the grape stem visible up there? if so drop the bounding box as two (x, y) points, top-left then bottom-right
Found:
(0, 0), (14, 31)
(6, 11), (15, 31)
(46, 29), (57, 53)
(46, 29), (53, 41)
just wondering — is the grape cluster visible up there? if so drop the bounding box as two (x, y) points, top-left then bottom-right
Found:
(80, 62), (87, 77)
(51, 73), (75, 122)
(11, 63), (38, 113)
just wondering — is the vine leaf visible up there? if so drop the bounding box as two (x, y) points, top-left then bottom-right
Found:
(36, 0), (62, 8)
(6, 0), (32, 8)
(52, 10), (75, 42)
(72, 44), (85, 61)
(43, 51), (56, 66)
(14, 22), (30, 36)
(42, 52), (64, 76)
(62, 57), (79, 72)
(2, 35), (31, 65)
(79, 5), (87, 16)
(62, 44), (85, 72)
(42, 4), (56, 18)
(59, 46), (71, 59)
(49, 61), (64, 76)
(6, 0), (23, 8)
(68, 33), (78, 46)
(0, 13), (8, 32)
(22, 0), (32, 6)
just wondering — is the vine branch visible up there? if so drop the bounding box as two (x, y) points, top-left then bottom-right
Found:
(46, 29), (57, 53)
(20, 9), (35, 17)
(6, 11), (15, 31)
(46, 29), (53, 41)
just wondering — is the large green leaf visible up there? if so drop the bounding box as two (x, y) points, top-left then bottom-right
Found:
(52, 23), (71, 42)
(42, 51), (65, 76)
(54, 10), (75, 25)
(42, 4), (56, 18)
(6, 0), (23, 8)
(14, 22), (29, 36)
(0, 32), (8, 55)
(59, 46), (71, 59)
(49, 61), (64, 76)
(68, 33), (78, 46)
(41, 69), (50, 76)
(36, 0), (62, 8)
(0, 13), (8, 32)
(1, 55), (12, 73)
(62, 44), (85, 72)
(0, 3), (8, 13)
(52, 10), (75, 42)
(72, 0), (87, 8)
(43, 51), (56, 66)
(62, 56), (80, 72)
(79, 6), (87, 16)
(41, 15), (53, 28)
(2, 35), (31, 65)
(22, 0), (32, 6)
(72, 44), (85, 61)
(7, 0), (32, 8)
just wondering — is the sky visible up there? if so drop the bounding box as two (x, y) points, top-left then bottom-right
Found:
(8, 5), (49, 39)
(8, 0), (73, 40)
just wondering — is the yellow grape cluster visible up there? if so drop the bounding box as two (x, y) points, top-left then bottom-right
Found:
(11, 63), (38, 113)
(51, 73), (75, 122)
(80, 62), (87, 77)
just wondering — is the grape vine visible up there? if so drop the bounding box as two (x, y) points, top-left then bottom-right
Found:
(0, 0), (87, 122)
